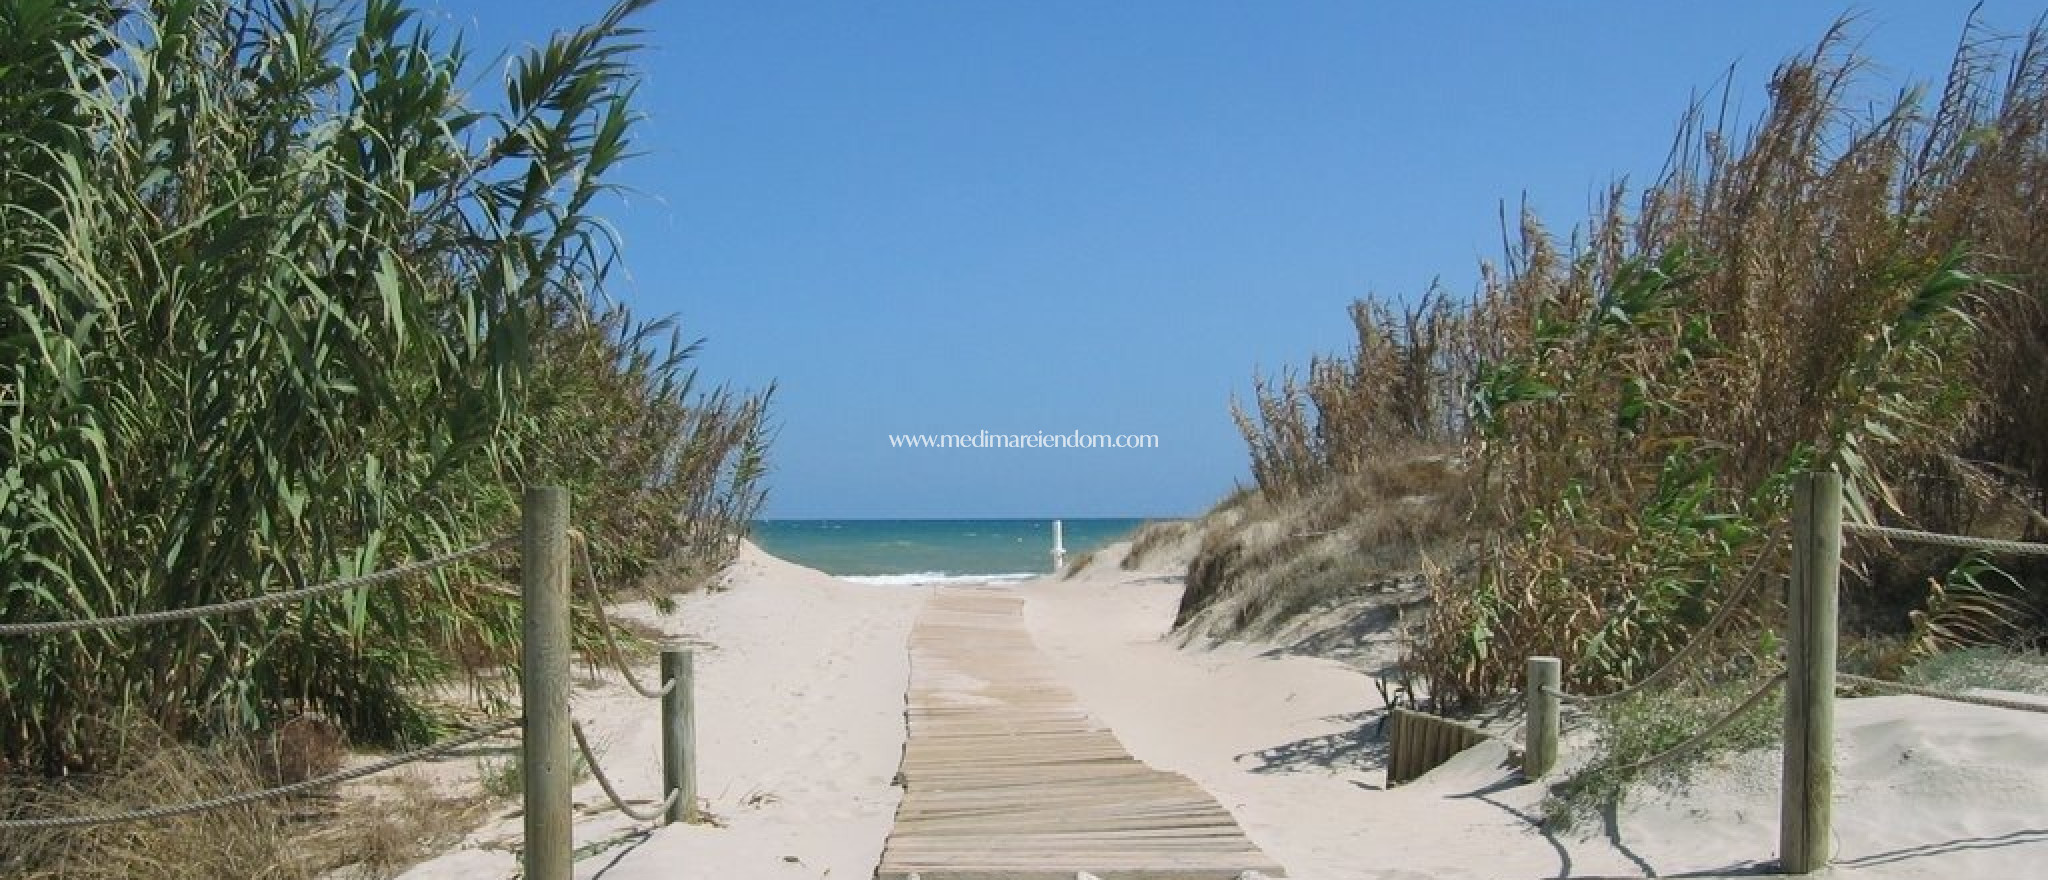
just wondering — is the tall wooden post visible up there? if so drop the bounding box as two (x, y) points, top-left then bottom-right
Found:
(522, 487), (572, 880)
(1524, 656), (1561, 779)
(661, 647), (698, 824)
(1781, 471), (1841, 874)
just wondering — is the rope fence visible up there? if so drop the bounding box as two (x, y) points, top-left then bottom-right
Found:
(1838, 672), (2048, 715)
(0, 717), (523, 831)
(0, 488), (699, 880)
(1521, 475), (2048, 875)
(1841, 521), (2048, 556)
(568, 528), (676, 700)
(0, 536), (518, 637)
(570, 721), (682, 822)
(1543, 525), (1788, 709)
(1607, 671), (1786, 778)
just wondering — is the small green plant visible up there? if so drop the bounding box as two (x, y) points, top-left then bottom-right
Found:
(1541, 681), (1782, 831)
(477, 747), (589, 800)
(1909, 554), (2035, 657)
(1904, 646), (2048, 696)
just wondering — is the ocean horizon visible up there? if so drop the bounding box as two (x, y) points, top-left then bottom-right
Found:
(750, 518), (1162, 582)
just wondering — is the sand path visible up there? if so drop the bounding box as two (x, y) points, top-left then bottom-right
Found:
(388, 541), (2048, 880)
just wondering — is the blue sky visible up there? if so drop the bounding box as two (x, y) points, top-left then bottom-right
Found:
(429, 1), (2039, 519)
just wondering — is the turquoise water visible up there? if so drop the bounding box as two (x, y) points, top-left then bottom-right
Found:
(750, 519), (1149, 582)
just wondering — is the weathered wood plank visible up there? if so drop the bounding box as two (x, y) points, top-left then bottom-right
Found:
(878, 588), (1286, 879)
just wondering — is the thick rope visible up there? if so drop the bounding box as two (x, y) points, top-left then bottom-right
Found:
(570, 721), (679, 823)
(0, 717), (523, 831)
(1841, 522), (2048, 557)
(1838, 672), (2048, 714)
(1606, 671), (1786, 778)
(1547, 526), (1785, 707)
(567, 529), (674, 700)
(0, 536), (518, 637)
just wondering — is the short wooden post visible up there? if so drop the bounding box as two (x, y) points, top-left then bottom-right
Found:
(661, 647), (698, 824)
(521, 487), (572, 880)
(1781, 471), (1841, 874)
(1524, 656), (1561, 779)
(1387, 709), (1408, 786)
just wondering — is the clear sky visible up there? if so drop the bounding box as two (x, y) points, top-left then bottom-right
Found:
(427, 1), (2039, 519)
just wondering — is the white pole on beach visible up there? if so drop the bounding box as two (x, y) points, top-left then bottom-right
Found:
(1052, 519), (1066, 572)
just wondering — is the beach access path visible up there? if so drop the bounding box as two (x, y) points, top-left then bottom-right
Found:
(877, 587), (1285, 879)
(387, 541), (2048, 880)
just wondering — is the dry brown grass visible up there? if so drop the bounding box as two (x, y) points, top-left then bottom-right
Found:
(1123, 520), (1199, 571)
(1060, 549), (1098, 579)
(0, 727), (312, 880)
(1176, 452), (1470, 641)
(301, 771), (495, 880)
(1192, 14), (2048, 713)
(1410, 17), (2048, 707)
(0, 719), (499, 880)
(254, 715), (349, 787)
(1234, 295), (1479, 501)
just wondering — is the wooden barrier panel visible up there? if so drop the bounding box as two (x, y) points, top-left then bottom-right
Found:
(1385, 707), (1493, 788)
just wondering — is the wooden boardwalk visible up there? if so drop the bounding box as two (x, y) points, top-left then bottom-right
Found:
(877, 588), (1284, 880)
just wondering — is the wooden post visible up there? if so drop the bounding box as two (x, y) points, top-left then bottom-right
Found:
(1051, 519), (1066, 571)
(521, 487), (572, 880)
(661, 647), (698, 824)
(1781, 471), (1841, 874)
(1524, 656), (1561, 780)
(1387, 709), (1406, 786)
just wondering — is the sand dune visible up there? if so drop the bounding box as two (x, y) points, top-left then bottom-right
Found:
(389, 540), (2048, 880)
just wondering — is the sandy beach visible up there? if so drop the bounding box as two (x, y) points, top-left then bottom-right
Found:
(390, 540), (2048, 880)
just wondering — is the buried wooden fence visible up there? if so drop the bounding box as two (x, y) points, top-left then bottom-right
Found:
(1385, 707), (1494, 787)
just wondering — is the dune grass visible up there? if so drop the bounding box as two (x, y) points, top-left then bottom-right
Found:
(1186, 14), (2048, 723)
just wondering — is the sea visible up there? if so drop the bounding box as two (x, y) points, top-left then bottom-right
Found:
(749, 518), (1150, 584)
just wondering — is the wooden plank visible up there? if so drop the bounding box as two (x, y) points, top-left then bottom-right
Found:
(877, 588), (1287, 879)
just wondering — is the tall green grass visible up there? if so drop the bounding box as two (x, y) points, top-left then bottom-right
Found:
(0, 0), (769, 774)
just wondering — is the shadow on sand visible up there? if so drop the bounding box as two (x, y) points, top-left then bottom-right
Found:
(1237, 708), (1392, 783)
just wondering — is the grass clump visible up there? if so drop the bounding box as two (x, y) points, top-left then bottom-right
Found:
(1124, 520), (1197, 571)
(0, 733), (313, 880)
(1542, 680), (1783, 831)
(1060, 550), (1098, 579)
(0, 718), (503, 880)
(1177, 454), (1467, 641)
(1904, 646), (2048, 696)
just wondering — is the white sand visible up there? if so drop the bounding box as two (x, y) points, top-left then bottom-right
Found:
(389, 539), (2048, 880)
(393, 543), (926, 880)
(1031, 544), (2048, 880)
